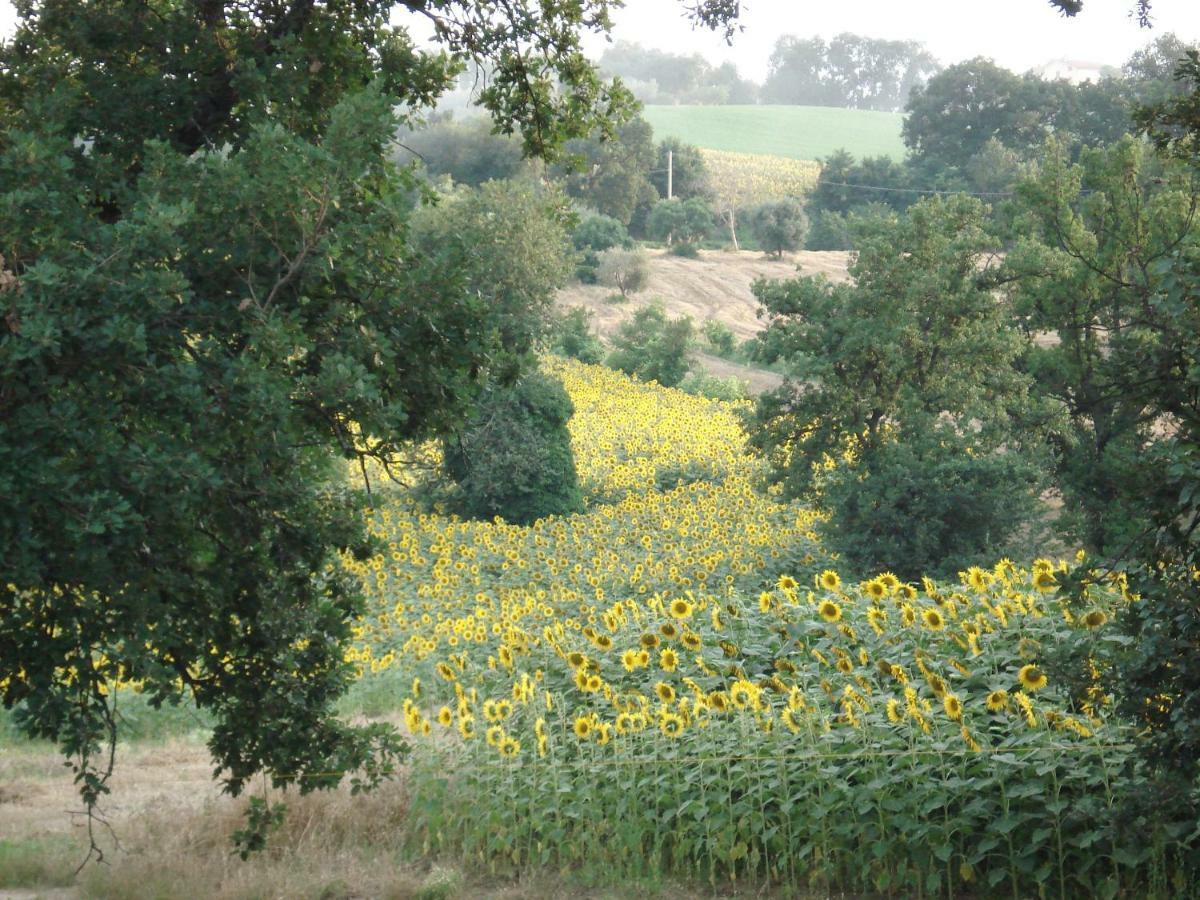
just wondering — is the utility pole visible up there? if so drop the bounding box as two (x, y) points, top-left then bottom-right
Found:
(667, 149), (673, 200)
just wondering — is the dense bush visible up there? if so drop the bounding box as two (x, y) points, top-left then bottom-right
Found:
(678, 371), (749, 401)
(607, 303), (695, 387)
(394, 116), (530, 186)
(819, 430), (1045, 579)
(549, 307), (605, 365)
(748, 198), (808, 258)
(443, 370), (584, 526)
(702, 319), (737, 357)
(646, 197), (714, 250)
(752, 196), (1046, 576)
(573, 214), (632, 282)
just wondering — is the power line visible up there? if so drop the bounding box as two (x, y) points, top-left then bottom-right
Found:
(818, 181), (1015, 198)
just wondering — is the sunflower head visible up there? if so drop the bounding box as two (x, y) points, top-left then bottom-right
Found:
(668, 598), (693, 620)
(819, 570), (842, 591)
(818, 599), (842, 623)
(1018, 664), (1048, 691)
(943, 693), (963, 721)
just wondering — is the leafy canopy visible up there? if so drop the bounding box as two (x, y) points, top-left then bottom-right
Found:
(0, 0), (740, 849)
(751, 196), (1045, 577)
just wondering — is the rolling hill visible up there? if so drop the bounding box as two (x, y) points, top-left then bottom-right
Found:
(643, 104), (907, 162)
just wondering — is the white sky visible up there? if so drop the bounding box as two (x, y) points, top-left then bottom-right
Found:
(592, 0), (1200, 81)
(2, 0), (1198, 81)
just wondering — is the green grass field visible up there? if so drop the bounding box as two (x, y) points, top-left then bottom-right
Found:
(643, 104), (907, 162)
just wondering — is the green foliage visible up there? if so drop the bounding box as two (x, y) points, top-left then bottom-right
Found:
(751, 196), (1045, 576)
(443, 371), (584, 526)
(678, 372), (749, 401)
(0, 0), (741, 840)
(573, 213), (632, 252)
(763, 33), (940, 111)
(598, 40), (757, 105)
(572, 213), (631, 283)
(1056, 57), (1200, 812)
(702, 319), (737, 357)
(902, 54), (1151, 176)
(646, 197), (714, 249)
(552, 115), (658, 226)
(805, 150), (912, 250)
(820, 430), (1044, 580)
(549, 307), (605, 365)
(807, 149), (914, 217)
(232, 797), (289, 861)
(596, 247), (650, 300)
(606, 303), (695, 388)
(748, 198), (808, 258)
(651, 138), (713, 202)
(409, 179), (574, 382)
(1004, 137), (1194, 555)
(395, 116), (530, 186)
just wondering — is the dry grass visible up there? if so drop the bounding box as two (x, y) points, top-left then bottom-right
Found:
(558, 248), (851, 344)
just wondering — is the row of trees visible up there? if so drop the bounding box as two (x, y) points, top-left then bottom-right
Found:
(595, 35), (940, 110)
(763, 34), (941, 111)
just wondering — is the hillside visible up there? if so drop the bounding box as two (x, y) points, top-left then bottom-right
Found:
(557, 248), (852, 393)
(557, 248), (851, 342)
(643, 104), (907, 161)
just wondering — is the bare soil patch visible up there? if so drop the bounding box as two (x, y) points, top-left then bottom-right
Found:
(556, 248), (851, 342)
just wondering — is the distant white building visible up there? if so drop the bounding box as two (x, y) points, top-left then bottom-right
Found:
(1031, 58), (1117, 84)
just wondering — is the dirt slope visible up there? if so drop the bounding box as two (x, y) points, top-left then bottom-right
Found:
(556, 248), (852, 341)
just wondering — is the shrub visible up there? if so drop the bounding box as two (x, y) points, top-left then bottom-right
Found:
(596, 247), (650, 300)
(702, 319), (737, 357)
(549, 307), (605, 365)
(748, 198), (808, 258)
(678, 372), (749, 401)
(819, 429), (1044, 580)
(573, 214), (632, 252)
(646, 196), (714, 250)
(606, 303), (695, 388)
(442, 370), (584, 526)
(573, 214), (632, 282)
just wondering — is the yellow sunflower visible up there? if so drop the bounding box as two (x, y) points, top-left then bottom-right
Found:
(943, 692), (963, 721)
(818, 599), (842, 623)
(668, 597), (694, 620)
(922, 608), (946, 631)
(1018, 664), (1048, 692)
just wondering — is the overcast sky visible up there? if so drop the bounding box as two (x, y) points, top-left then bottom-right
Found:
(2, 0), (1199, 82)
(591, 0), (1200, 81)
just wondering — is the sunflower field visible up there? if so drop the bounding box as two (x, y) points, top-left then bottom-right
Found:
(342, 359), (1190, 897)
(699, 149), (821, 212)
